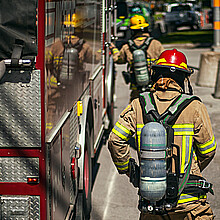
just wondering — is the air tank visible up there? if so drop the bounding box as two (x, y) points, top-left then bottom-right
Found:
(60, 47), (78, 81)
(139, 122), (167, 203)
(133, 49), (149, 86)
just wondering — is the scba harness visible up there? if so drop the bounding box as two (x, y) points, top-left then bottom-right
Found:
(129, 92), (214, 215)
(122, 37), (154, 90)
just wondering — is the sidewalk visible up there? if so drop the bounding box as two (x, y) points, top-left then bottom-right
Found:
(184, 48), (220, 219)
(155, 45), (220, 218)
(192, 80), (220, 219)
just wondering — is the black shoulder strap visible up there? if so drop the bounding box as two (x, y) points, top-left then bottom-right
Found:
(128, 37), (154, 53)
(63, 38), (85, 52)
(166, 96), (201, 125)
(140, 37), (153, 52)
(128, 39), (137, 52)
(139, 92), (182, 123)
(139, 92), (155, 123)
(72, 38), (85, 52)
(139, 92), (201, 124)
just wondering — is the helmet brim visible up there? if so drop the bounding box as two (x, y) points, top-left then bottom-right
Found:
(152, 64), (193, 75)
(130, 23), (149, 30)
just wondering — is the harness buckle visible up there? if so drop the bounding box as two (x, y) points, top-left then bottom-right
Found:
(199, 180), (211, 189)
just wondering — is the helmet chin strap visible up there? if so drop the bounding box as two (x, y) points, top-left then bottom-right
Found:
(186, 76), (193, 95)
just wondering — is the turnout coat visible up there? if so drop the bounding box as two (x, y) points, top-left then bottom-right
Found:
(108, 78), (217, 214)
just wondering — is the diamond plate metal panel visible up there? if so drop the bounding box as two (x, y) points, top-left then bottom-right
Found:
(0, 70), (41, 148)
(0, 195), (40, 220)
(0, 157), (39, 182)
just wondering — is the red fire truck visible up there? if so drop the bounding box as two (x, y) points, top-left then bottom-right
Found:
(0, 0), (116, 219)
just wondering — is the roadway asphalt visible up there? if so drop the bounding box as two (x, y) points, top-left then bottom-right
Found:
(90, 46), (220, 220)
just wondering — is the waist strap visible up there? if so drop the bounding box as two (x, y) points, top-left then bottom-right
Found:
(183, 175), (214, 195)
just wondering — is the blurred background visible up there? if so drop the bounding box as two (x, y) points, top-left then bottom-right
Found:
(115, 0), (213, 48)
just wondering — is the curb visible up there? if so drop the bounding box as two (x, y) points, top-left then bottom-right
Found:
(163, 43), (212, 49)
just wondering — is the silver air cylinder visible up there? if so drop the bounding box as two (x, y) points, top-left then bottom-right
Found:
(60, 47), (78, 80)
(140, 122), (167, 203)
(133, 49), (149, 86)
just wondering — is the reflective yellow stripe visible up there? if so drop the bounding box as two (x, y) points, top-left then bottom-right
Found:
(116, 122), (131, 134)
(180, 62), (187, 69)
(137, 131), (141, 152)
(174, 131), (194, 135)
(178, 193), (207, 204)
(172, 124), (194, 173)
(137, 37), (145, 40)
(137, 124), (144, 128)
(114, 159), (129, 170)
(172, 124), (194, 135)
(197, 135), (217, 154)
(46, 123), (53, 130)
(173, 124), (194, 128)
(114, 160), (129, 166)
(181, 136), (186, 173)
(188, 135), (193, 164)
(137, 124), (144, 152)
(48, 51), (53, 59)
(200, 142), (217, 154)
(112, 48), (119, 54)
(199, 136), (215, 148)
(112, 122), (132, 141)
(112, 128), (129, 141)
(146, 58), (156, 64)
(47, 76), (58, 87)
(147, 58), (156, 61)
(117, 166), (129, 171)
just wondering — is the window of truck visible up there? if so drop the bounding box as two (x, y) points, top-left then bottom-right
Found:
(0, 0), (37, 60)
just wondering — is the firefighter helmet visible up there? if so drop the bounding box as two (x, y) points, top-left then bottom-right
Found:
(152, 49), (190, 73)
(130, 15), (149, 30)
(151, 49), (193, 91)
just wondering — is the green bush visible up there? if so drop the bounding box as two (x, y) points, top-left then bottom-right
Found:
(158, 30), (213, 44)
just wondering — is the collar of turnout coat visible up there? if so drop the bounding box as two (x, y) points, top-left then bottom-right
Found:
(150, 78), (183, 101)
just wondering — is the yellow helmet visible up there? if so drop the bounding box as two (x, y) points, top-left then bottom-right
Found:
(130, 15), (149, 30)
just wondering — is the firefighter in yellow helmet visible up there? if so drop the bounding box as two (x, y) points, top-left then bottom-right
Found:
(108, 49), (216, 219)
(110, 15), (164, 102)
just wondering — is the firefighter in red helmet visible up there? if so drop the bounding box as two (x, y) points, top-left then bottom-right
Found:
(151, 49), (193, 94)
(108, 49), (216, 219)
(110, 15), (164, 102)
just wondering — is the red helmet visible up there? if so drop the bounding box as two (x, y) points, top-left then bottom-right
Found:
(152, 49), (192, 74)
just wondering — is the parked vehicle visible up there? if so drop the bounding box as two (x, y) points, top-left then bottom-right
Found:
(164, 3), (201, 32)
(0, 0), (116, 219)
